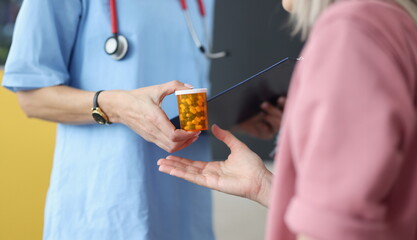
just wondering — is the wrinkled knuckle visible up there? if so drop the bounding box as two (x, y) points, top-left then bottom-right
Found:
(169, 135), (178, 142)
(169, 132), (182, 142)
(170, 80), (182, 87)
(166, 145), (176, 153)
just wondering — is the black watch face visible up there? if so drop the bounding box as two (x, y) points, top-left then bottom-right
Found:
(92, 112), (106, 124)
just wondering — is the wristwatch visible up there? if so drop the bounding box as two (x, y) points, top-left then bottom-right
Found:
(91, 90), (112, 125)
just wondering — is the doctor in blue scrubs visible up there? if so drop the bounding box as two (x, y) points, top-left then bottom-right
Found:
(2, 0), (216, 239)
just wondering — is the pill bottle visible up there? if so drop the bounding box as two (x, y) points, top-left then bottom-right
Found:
(175, 88), (208, 131)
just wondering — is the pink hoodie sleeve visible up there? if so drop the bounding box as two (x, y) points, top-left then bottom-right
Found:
(283, 2), (416, 239)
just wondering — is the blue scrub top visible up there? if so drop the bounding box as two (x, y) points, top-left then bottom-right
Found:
(2, 0), (215, 239)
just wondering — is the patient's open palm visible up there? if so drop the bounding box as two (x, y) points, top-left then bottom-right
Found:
(158, 125), (271, 204)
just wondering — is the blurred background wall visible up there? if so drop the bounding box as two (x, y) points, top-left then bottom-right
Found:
(0, 0), (303, 239)
(0, 0), (20, 65)
(0, 68), (56, 239)
(1, 1), (53, 240)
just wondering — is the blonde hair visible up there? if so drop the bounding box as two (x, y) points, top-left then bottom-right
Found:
(290, 0), (417, 40)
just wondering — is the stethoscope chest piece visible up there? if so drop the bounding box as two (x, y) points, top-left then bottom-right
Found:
(105, 34), (128, 60)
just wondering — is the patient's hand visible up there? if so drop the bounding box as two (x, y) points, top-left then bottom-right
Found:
(158, 124), (273, 207)
(235, 97), (286, 139)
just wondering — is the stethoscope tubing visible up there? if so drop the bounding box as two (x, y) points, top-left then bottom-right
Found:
(110, 0), (119, 35)
(180, 0), (205, 16)
(180, 0), (228, 59)
(106, 0), (228, 60)
(183, 11), (205, 53)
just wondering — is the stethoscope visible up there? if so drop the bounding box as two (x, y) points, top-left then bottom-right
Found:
(104, 0), (128, 60)
(104, 0), (229, 61)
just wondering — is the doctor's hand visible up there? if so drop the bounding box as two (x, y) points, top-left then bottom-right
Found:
(100, 80), (200, 153)
(234, 97), (286, 140)
(158, 124), (273, 207)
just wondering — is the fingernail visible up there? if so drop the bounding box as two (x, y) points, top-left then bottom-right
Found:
(184, 83), (194, 89)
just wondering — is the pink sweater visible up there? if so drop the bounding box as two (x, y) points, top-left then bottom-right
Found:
(266, 0), (417, 239)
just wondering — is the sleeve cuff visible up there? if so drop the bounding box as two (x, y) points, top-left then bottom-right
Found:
(2, 73), (68, 92)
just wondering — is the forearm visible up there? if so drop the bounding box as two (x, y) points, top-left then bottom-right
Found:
(17, 85), (97, 124)
(15, 81), (200, 152)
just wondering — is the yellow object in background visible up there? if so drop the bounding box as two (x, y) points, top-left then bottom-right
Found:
(0, 69), (56, 240)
